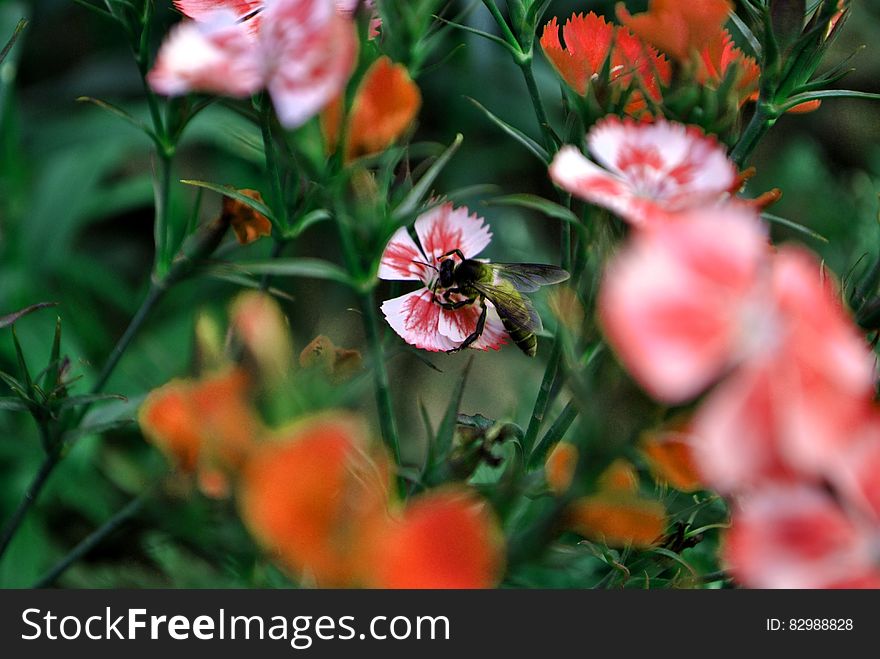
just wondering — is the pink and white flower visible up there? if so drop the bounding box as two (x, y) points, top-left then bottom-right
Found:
(149, 0), (357, 128)
(379, 204), (508, 353)
(723, 484), (880, 589)
(549, 117), (738, 227)
(693, 247), (876, 491)
(598, 203), (769, 403)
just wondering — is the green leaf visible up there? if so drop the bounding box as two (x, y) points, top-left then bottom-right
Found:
(0, 396), (30, 412)
(42, 316), (62, 394)
(76, 97), (157, 144)
(55, 393), (127, 411)
(287, 209), (331, 238)
(467, 98), (549, 164)
(781, 89), (880, 111)
(762, 212), (829, 243)
(393, 133), (464, 222)
(11, 326), (33, 393)
(431, 357), (474, 469)
(179, 180), (276, 222)
(63, 418), (134, 444)
(0, 302), (59, 329)
(0, 17), (25, 66)
(432, 14), (519, 54)
(234, 258), (354, 287)
(486, 194), (580, 224)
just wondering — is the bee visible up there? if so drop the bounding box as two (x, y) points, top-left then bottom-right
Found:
(422, 249), (570, 356)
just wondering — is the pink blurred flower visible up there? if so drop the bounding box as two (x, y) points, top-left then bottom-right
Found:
(694, 247), (875, 491)
(598, 204), (769, 403)
(549, 117), (738, 226)
(335, 0), (381, 37)
(379, 204), (508, 353)
(724, 485), (880, 589)
(149, 0), (357, 128)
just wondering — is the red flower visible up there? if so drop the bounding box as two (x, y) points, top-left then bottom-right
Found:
(540, 12), (670, 117)
(617, 0), (734, 63)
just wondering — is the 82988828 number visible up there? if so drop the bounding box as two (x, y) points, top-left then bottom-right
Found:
(789, 619), (853, 631)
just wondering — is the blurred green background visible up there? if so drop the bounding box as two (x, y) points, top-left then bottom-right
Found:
(0, 0), (878, 587)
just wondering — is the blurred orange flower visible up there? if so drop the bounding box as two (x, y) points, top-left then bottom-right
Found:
(239, 415), (392, 587)
(641, 426), (703, 493)
(545, 442), (578, 494)
(139, 368), (260, 497)
(323, 56), (421, 161)
(370, 488), (505, 589)
(222, 189), (272, 245)
(299, 334), (363, 382)
(617, 0), (733, 63)
(566, 460), (666, 548)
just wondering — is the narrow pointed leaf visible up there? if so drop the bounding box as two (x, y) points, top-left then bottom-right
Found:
(0, 18), (26, 66)
(76, 97), (157, 141)
(762, 212), (828, 243)
(235, 258), (354, 287)
(56, 394), (127, 411)
(180, 180), (276, 222)
(0, 302), (59, 329)
(467, 98), (549, 164)
(487, 194), (580, 224)
(0, 397), (31, 413)
(393, 134), (464, 222)
(432, 357), (474, 467)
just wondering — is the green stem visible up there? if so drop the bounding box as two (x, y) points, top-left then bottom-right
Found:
(481, 0), (521, 51)
(359, 290), (402, 464)
(0, 450), (59, 562)
(730, 104), (776, 168)
(259, 97), (289, 232)
(518, 60), (556, 153)
(33, 494), (147, 588)
(90, 281), (167, 396)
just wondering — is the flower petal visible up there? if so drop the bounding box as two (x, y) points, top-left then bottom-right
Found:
(148, 13), (263, 97)
(724, 484), (876, 589)
(381, 289), (458, 352)
(262, 1), (357, 128)
(378, 226), (428, 282)
(598, 205), (768, 403)
(437, 301), (507, 351)
(414, 203), (492, 261)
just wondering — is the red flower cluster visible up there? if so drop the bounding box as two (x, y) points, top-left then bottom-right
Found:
(540, 12), (670, 117)
(551, 117), (880, 588)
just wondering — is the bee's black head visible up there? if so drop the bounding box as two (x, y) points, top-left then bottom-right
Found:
(438, 257), (456, 288)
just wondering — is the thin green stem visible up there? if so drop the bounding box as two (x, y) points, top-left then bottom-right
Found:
(481, 0), (521, 52)
(0, 450), (60, 561)
(259, 97), (289, 232)
(90, 282), (167, 397)
(519, 60), (556, 153)
(359, 290), (401, 464)
(33, 494), (147, 588)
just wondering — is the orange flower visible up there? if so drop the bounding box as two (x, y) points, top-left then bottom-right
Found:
(540, 12), (670, 117)
(566, 460), (667, 548)
(370, 488), (504, 589)
(139, 368), (260, 496)
(697, 30), (760, 106)
(323, 56), (421, 161)
(222, 189), (272, 245)
(545, 442), (578, 494)
(617, 0), (733, 63)
(641, 423), (703, 492)
(239, 415), (392, 587)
